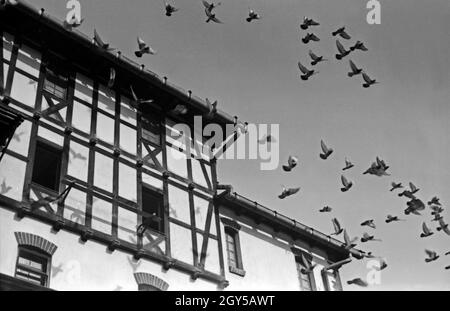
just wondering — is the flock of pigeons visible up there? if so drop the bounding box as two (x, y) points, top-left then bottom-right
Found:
(61, 1), (448, 289)
(297, 17), (378, 88)
(278, 139), (450, 288)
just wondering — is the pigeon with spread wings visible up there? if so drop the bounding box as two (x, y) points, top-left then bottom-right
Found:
(300, 17), (320, 30)
(298, 61), (318, 81)
(135, 37), (156, 58)
(93, 29), (115, 52)
(309, 50), (327, 66)
(340, 175), (353, 192)
(348, 60), (362, 77)
(343, 158), (354, 171)
(335, 40), (350, 60)
(282, 156), (299, 172)
(165, 2), (179, 16)
(331, 218), (343, 236)
(362, 72), (379, 88)
(332, 27), (351, 40)
(278, 186), (300, 199)
(205, 7), (223, 23)
(246, 9), (261, 22)
(350, 40), (368, 52)
(320, 140), (333, 160)
(302, 33), (320, 44)
(425, 250), (439, 263)
(420, 222), (434, 238)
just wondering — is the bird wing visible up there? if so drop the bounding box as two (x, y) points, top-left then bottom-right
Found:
(298, 62), (310, 75)
(309, 19), (320, 26)
(94, 29), (106, 47)
(360, 43), (368, 51)
(310, 33), (320, 41)
(409, 182), (417, 192)
(332, 218), (341, 233)
(336, 40), (346, 54)
(288, 187), (300, 195)
(344, 230), (351, 245)
(288, 156), (298, 167)
(349, 60), (359, 72)
(362, 72), (372, 83)
(340, 31), (351, 40)
(309, 50), (319, 61)
(422, 222), (431, 234)
(425, 249), (435, 257)
(137, 37), (147, 50)
(130, 85), (138, 102)
(341, 175), (349, 187)
(320, 140), (329, 154)
(202, 0), (211, 9)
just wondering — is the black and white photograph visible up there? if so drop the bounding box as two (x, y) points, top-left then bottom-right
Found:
(0, 0), (449, 296)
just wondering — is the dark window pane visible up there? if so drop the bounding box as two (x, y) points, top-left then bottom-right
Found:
(32, 141), (62, 191)
(142, 187), (164, 234)
(142, 114), (161, 146)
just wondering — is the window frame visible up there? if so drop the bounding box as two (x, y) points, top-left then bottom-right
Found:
(31, 138), (63, 192)
(141, 185), (165, 235)
(224, 226), (245, 277)
(14, 246), (51, 288)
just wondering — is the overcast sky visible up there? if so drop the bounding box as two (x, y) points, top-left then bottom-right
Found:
(32, 0), (450, 290)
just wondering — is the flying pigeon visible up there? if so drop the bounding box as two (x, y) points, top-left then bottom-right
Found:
(319, 206), (332, 213)
(343, 158), (354, 171)
(0, 180), (12, 195)
(420, 222), (434, 238)
(302, 33), (320, 44)
(202, 0), (221, 12)
(135, 37), (156, 58)
(362, 72), (379, 88)
(205, 98), (217, 119)
(347, 278), (368, 287)
(364, 157), (390, 176)
(398, 190), (416, 199)
(93, 29), (115, 52)
(374, 258), (388, 271)
(348, 60), (362, 77)
(425, 249), (439, 263)
(298, 61), (319, 81)
(430, 206), (444, 215)
(205, 7), (223, 23)
(431, 214), (443, 222)
(385, 215), (405, 223)
(409, 182), (420, 194)
(437, 219), (450, 235)
(405, 198), (426, 215)
(340, 175), (353, 192)
(335, 40), (350, 60)
(165, 2), (179, 16)
(350, 40), (368, 52)
(309, 50), (327, 66)
(428, 197), (441, 206)
(63, 17), (84, 30)
(246, 9), (261, 22)
(130, 85), (154, 108)
(343, 229), (358, 250)
(331, 218), (343, 236)
(390, 182), (403, 192)
(320, 140), (333, 160)
(300, 17), (320, 30)
(361, 220), (376, 229)
(282, 156), (299, 172)
(332, 27), (351, 40)
(361, 232), (381, 243)
(278, 186), (300, 199)
(300, 254), (317, 274)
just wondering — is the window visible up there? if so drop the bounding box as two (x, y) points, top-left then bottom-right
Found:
(141, 187), (164, 234)
(32, 140), (62, 191)
(15, 246), (51, 287)
(142, 114), (161, 146)
(43, 67), (68, 100)
(225, 227), (245, 276)
(295, 256), (315, 291)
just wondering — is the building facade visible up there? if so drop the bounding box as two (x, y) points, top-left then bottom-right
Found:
(0, 0), (363, 291)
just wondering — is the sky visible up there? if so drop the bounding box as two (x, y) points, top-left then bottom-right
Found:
(30, 0), (450, 290)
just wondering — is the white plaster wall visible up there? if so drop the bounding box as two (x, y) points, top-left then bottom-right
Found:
(0, 208), (219, 291)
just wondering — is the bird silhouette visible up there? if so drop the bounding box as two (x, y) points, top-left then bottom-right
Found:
(364, 157), (390, 176)
(398, 190), (416, 199)
(430, 206), (444, 216)
(205, 98), (218, 119)
(319, 206), (332, 213)
(278, 186), (300, 199)
(330, 218), (343, 236)
(343, 230), (358, 250)
(51, 263), (64, 277)
(205, 7), (223, 23)
(300, 254), (317, 274)
(405, 198), (426, 216)
(282, 156), (299, 172)
(135, 37), (156, 58)
(350, 40), (368, 52)
(409, 182), (420, 194)
(164, 2), (179, 16)
(361, 220), (376, 229)
(390, 182), (403, 192)
(302, 33), (320, 44)
(385, 215), (405, 223)
(300, 17), (320, 30)
(202, 0), (221, 12)
(362, 72), (379, 88)
(425, 250), (439, 263)
(332, 27), (351, 40)
(420, 222), (434, 238)
(437, 219), (450, 235)
(319, 140), (333, 160)
(309, 50), (327, 66)
(0, 180), (12, 195)
(340, 175), (353, 192)
(431, 214), (443, 222)
(335, 40), (350, 60)
(427, 197), (441, 206)
(93, 29), (115, 52)
(298, 61), (319, 80)
(348, 60), (362, 77)
(361, 232), (381, 243)
(246, 8), (261, 22)
(343, 158), (354, 171)
(130, 85), (154, 108)
(347, 278), (368, 287)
